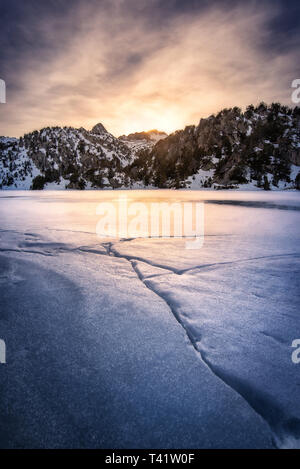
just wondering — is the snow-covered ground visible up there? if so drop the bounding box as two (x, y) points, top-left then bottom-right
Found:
(0, 190), (299, 449)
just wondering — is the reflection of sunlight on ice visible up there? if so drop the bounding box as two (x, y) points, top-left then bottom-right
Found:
(1, 190), (300, 243)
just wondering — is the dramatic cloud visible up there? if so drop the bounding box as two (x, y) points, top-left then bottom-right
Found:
(1, 0), (300, 137)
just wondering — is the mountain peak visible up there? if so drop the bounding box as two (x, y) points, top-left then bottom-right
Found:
(91, 123), (108, 135)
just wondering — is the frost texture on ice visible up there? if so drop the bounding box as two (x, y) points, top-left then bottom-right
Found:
(0, 190), (299, 448)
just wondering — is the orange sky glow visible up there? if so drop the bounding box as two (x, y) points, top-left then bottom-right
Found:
(0, 2), (298, 137)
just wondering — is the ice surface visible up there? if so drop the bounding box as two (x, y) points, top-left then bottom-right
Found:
(0, 190), (299, 448)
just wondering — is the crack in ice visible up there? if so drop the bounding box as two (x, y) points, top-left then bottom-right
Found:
(101, 242), (300, 449)
(3, 234), (300, 448)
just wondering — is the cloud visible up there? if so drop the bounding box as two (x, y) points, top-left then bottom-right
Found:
(1, 0), (300, 137)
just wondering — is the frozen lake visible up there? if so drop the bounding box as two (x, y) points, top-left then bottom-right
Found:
(0, 190), (299, 448)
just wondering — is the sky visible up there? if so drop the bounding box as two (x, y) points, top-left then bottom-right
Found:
(0, 0), (300, 138)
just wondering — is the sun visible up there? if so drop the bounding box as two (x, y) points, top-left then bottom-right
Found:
(118, 109), (183, 136)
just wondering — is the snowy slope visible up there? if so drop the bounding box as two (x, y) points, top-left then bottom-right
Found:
(0, 124), (133, 190)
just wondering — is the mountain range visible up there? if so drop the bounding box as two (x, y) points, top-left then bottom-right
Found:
(1, 103), (300, 190)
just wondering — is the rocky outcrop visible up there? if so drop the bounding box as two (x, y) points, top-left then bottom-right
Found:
(148, 103), (300, 190)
